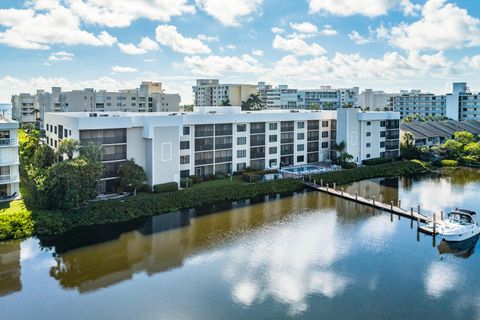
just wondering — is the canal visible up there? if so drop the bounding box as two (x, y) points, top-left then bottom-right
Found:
(1, 169), (480, 319)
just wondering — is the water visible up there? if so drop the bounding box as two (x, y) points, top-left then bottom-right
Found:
(1, 169), (480, 319)
(281, 165), (328, 174)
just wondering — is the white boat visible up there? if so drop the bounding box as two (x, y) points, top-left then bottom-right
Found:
(438, 210), (480, 242)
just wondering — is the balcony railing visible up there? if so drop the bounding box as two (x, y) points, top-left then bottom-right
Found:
(0, 138), (17, 146)
(0, 174), (19, 182)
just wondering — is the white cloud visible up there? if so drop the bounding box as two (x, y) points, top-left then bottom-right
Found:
(111, 66), (138, 73)
(349, 31), (372, 44)
(195, 0), (262, 26)
(0, 5), (117, 50)
(384, 0), (480, 51)
(66, 0), (195, 28)
(178, 54), (264, 76)
(48, 51), (74, 61)
(271, 27), (285, 34)
(197, 34), (219, 42)
(320, 25), (338, 36)
(308, 0), (397, 17)
(118, 37), (159, 55)
(252, 49), (263, 56)
(400, 0), (422, 16)
(290, 22), (318, 34)
(155, 25), (211, 54)
(272, 35), (326, 56)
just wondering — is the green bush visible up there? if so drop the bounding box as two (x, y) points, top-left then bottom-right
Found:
(242, 172), (261, 183)
(362, 157), (394, 166)
(153, 182), (179, 193)
(140, 184), (153, 193)
(308, 160), (428, 186)
(34, 178), (305, 237)
(189, 175), (203, 184)
(441, 159), (458, 167)
(0, 211), (34, 241)
(341, 162), (358, 169)
(180, 178), (193, 188)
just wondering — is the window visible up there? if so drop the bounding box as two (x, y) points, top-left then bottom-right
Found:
(180, 155), (190, 164)
(269, 147), (277, 154)
(380, 121), (386, 127)
(366, 121), (371, 126)
(297, 144), (304, 151)
(380, 131), (386, 138)
(297, 155), (304, 163)
(366, 132), (371, 137)
(366, 154), (371, 158)
(322, 121), (329, 127)
(322, 131), (329, 138)
(321, 142), (329, 149)
(180, 170), (190, 178)
(366, 143), (371, 148)
(183, 126), (190, 135)
(237, 150), (247, 158)
(237, 124), (246, 132)
(237, 163), (247, 171)
(269, 123), (278, 130)
(180, 141), (190, 150)
(269, 135), (277, 143)
(297, 133), (305, 140)
(380, 141), (386, 148)
(237, 137), (247, 145)
(297, 122), (305, 129)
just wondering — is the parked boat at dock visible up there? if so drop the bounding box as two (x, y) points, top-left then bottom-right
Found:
(437, 210), (480, 242)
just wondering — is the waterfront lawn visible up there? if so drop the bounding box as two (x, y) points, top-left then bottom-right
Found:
(33, 178), (305, 237)
(0, 193), (34, 241)
(190, 175), (244, 189)
(308, 160), (429, 186)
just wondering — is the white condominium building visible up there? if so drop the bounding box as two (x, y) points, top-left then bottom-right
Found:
(446, 82), (480, 121)
(0, 117), (20, 199)
(12, 82), (181, 126)
(337, 108), (400, 163)
(193, 79), (258, 106)
(45, 107), (398, 193)
(266, 85), (298, 109)
(297, 86), (359, 110)
(391, 90), (446, 119)
(358, 89), (396, 110)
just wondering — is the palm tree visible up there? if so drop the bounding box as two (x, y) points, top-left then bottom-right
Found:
(249, 93), (262, 110)
(57, 138), (80, 160)
(220, 98), (232, 106)
(79, 142), (103, 162)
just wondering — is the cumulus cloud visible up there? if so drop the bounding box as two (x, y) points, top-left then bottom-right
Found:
(155, 25), (211, 54)
(48, 51), (74, 61)
(290, 22), (318, 34)
(271, 27), (285, 34)
(320, 25), (338, 36)
(177, 54), (264, 76)
(197, 34), (219, 42)
(308, 0), (397, 17)
(195, 0), (262, 26)
(252, 49), (264, 56)
(111, 66), (138, 73)
(272, 35), (326, 56)
(0, 5), (117, 50)
(118, 37), (159, 55)
(349, 31), (372, 44)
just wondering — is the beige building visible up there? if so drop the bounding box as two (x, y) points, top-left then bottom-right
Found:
(193, 79), (257, 106)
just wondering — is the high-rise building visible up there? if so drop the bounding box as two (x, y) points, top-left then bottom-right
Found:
(11, 82), (181, 126)
(297, 86), (359, 110)
(391, 90), (446, 119)
(193, 79), (258, 106)
(0, 117), (20, 199)
(446, 82), (480, 121)
(266, 85), (298, 109)
(358, 89), (396, 110)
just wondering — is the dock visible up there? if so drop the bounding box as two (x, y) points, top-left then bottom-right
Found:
(304, 180), (433, 225)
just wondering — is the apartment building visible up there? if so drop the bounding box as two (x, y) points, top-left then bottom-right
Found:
(12, 82), (181, 126)
(391, 90), (446, 119)
(358, 89), (396, 110)
(297, 86), (359, 110)
(446, 82), (480, 121)
(193, 79), (258, 106)
(257, 82), (272, 107)
(0, 117), (20, 199)
(0, 104), (12, 118)
(266, 85), (298, 109)
(336, 108), (400, 163)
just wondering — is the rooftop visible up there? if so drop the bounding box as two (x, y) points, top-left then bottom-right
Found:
(401, 120), (480, 139)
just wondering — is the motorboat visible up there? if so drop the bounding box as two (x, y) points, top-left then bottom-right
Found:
(437, 209), (480, 242)
(437, 234), (479, 258)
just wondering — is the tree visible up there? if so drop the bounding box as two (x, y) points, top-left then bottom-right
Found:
(33, 144), (55, 169)
(454, 131), (474, 146)
(182, 105), (194, 112)
(79, 142), (103, 162)
(118, 159), (147, 195)
(57, 138), (80, 160)
(323, 102), (335, 110)
(249, 93), (262, 110)
(220, 98), (232, 106)
(310, 103), (320, 111)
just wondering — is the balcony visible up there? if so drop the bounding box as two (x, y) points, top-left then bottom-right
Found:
(0, 138), (17, 147)
(0, 174), (19, 184)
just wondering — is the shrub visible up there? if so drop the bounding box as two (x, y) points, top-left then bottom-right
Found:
(242, 172), (261, 183)
(362, 157), (393, 166)
(180, 178), (193, 188)
(341, 162), (358, 169)
(189, 175), (203, 184)
(154, 182), (179, 193)
(441, 159), (458, 167)
(140, 184), (153, 193)
(0, 211), (34, 241)
(214, 173), (227, 180)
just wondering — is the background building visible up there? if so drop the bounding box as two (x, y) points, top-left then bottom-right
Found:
(297, 86), (359, 110)
(12, 82), (181, 126)
(193, 79), (258, 107)
(0, 117), (20, 199)
(446, 82), (480, 121)
(358, 89), (396, 110)
(392, 90), (446, 120)
(266, 85), (298, 109)
(336, 108), (400, 163)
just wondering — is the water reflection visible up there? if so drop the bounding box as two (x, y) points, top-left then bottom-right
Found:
(438, 235), (480, 259)
(0, 240), (21, 297)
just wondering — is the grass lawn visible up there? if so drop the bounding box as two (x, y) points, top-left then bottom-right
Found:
(190, 176), (245, 189)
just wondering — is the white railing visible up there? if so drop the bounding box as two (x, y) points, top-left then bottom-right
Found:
(0, 174), (19, 182)
(0, 138), (17, 146)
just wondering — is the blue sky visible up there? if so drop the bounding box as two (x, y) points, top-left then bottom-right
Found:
(0, 0), (479, 104)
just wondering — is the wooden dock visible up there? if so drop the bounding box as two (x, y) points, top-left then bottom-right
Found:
(304, 181), (431, 224)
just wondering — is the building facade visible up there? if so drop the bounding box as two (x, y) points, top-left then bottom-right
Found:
(392, 90), (446, 119)
(358, 89), (396, 110)
(193, 79), (258, 107)
(0, 117), (20, 199)
(336, 108), (400, 163)
(266, 85), (298, 109)
(446, 82), (480, 121)
(12, 82), (181, 126)
(297, 86), (359, 110)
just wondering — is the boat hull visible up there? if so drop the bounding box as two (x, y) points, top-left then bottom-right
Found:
(440, 228), (480, 242)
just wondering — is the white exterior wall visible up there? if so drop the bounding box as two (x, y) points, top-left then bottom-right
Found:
(0, 118), (20, 198)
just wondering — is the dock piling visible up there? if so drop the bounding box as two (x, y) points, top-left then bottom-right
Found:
(390, 201), (393, 211)
(333, 182), (336, 190)
(355, 192), (358, 200)
(441, 210), (444, 221)
(398, 200), (401, 209)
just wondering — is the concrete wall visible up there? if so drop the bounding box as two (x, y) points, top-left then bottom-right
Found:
(152, 127), (180, 185)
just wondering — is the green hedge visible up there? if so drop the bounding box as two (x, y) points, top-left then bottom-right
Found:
(362, 157), (394, 166)
(308, 160), (428, 186)
(34, 178), (305, 237)
(441, 159), (458, 167)
(153, 182), (178, 193)
(0, 211), (34, 241)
